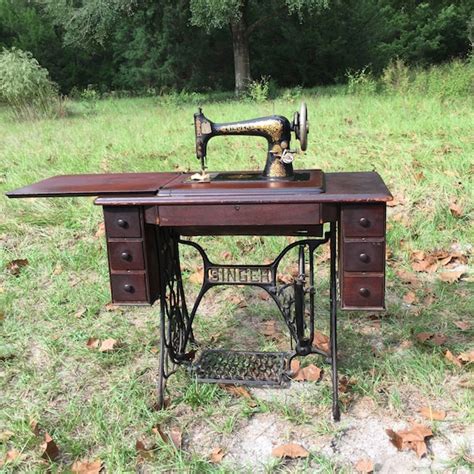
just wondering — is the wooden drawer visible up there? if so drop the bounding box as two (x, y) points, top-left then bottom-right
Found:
(341, 204), (385, 237)
(341, 275), (385, 310)
(343, 240), (384, 272)
(104, 206), (142, 238)
(159, 203), (321, 227)
(108, 241), (145, 271)
(110, 273), (147, 303)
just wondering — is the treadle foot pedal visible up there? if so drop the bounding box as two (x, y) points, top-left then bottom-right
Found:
(191, 349), (291, 387)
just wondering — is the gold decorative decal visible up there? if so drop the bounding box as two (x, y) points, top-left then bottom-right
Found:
(268, 159), (287, 177)
(218, 118), (284, 142)
(208, 266), (272, 284)
(202, 121), (212, 134)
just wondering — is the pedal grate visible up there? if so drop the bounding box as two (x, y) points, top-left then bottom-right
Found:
(192, 349), (290, 386)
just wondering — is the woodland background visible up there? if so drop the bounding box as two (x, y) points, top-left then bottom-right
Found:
(0, 0), (472, 95)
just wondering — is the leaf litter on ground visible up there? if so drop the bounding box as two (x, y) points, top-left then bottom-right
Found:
(386, 423), (432, 458)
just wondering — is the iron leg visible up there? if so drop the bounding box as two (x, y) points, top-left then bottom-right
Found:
(157, 292), (167, 409)
(330, 222), (340, 421)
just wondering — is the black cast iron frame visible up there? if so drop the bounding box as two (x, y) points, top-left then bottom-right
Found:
(156, 222), (340, 421)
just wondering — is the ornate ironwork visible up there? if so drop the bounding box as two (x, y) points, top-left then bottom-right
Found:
(155, 223), (340, 421)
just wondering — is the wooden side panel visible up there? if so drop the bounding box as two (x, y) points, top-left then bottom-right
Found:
(103, 206), (160, 305)
(340, 204), (386, 311)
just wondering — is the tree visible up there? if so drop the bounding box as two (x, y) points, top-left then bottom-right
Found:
(189, 0), (329, 95)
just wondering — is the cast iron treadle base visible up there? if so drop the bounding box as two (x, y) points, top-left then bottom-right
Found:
(192, 349), (290, 387)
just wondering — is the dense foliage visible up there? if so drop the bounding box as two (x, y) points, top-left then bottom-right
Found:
(0, 47), (60, 119)
(0, 0), (472, 94)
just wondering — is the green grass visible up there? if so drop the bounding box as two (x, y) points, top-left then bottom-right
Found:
(1, 89), (473, 472)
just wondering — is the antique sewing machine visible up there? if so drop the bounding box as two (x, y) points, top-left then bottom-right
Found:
(192, 102), (312, 182)
(7, 103), (392, 421)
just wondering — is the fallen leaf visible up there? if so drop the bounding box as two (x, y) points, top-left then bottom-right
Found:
(30, 419), (41, 436)
(445, 350), (462, 368)
(419, 407), (446, 421)
(262, 320), (281, 339)
(339, 375), (356, 393)
(229, 294), (248, 308)
(0, 431), (14, 442)
(424, 294), (436, 305)
(220, 384), (252, 399)
(415, 332), (446, 345)
(313, 331), (330, 352)
(272, 443), (309, 459)
(449, 201), (463, 218)
(257, 290), (270, 301)
(290, 358), (300, 374)
(411, 250), (426, 261)
(396, 340), (412, 351)
(431, 333), (447, 346)
(95, 222), (105, 238)
(99, 338), (118, 352)
(41, 432), (60, 461)
(209, 447), (225, 463)
(86, 338), (100, 349)
(458, 350), (474, 363)
(189, 267), (204, 285)
(74, 308), (86, 318)
(396, 270), (420, 286)
(169, 426), (182, 449)
(414, 171), (424, 181)
(386, 423), (432, 458)
(151, 425), (169, 444)
(2, 449), (20, 464)
(136, 439), (154, 460)
(0, 311), (4, 322)
(439, 271), (464, 283)
(52, 264), (63, 275)
(71, 459), (102, 474)
(355, 458), (374, 473)
(220, 251), (232, 260)
(453, 321), (470, 331)
(403, 292), (416, 304)
(412, 260), (438, 273)
(105, 303), (119, 311)
(293, 364), (322, 382)
(277, 270), (295, 284)
(6, 258), (29, 276)
(438, 255), (453, 267)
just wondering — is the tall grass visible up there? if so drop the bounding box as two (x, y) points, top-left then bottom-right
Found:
(347, 58), (473, 98)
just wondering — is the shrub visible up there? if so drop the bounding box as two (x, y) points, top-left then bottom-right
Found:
(411, 59), (473, 98)
(346, 67), (378, 95)
(381, 58), (411, 94)
(0, 47), (61, 120)
(246, 76), (270, 102)
(281, 85), (303, 103)
(161, 89), (207, 106)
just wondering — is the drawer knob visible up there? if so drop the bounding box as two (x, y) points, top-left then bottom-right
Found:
(359, 287), (370, 297)
(359, 253), (370, 263)
(123, 284), (134, 293)
(359, 217), (370, 228)
(121, 251), (132, 261)
(117, 218), (128, 228)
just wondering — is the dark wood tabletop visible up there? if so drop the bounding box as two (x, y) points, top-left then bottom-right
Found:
(7, 170), (392, 204)
(96, 171), (392, 205)
(6, 172), (178, 198)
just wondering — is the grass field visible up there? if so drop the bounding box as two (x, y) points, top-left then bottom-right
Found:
(1, 89), (473, 472)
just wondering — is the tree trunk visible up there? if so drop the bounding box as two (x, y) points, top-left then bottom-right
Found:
(230, 13), (251, 96)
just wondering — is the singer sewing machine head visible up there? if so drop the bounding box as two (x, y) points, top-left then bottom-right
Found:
(193, 102), (310, 182)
